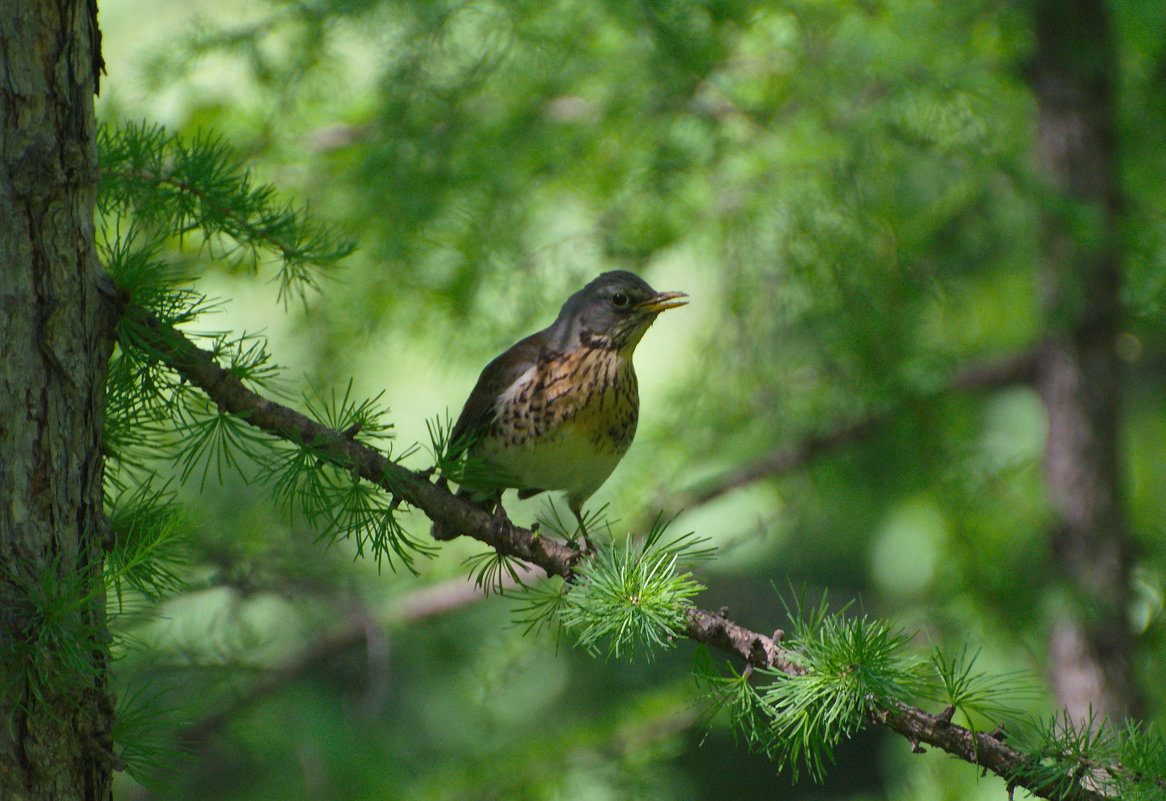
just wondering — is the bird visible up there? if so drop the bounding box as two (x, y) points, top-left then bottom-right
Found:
(440, 270), (687, 543)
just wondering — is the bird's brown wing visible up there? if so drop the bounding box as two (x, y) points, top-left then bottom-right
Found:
(448, 331), (545, 455)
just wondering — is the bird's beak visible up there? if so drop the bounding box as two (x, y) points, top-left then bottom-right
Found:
(635, 291), (689, 313)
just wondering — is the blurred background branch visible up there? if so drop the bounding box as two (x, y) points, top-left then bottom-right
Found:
(658, 346), (1042, 518)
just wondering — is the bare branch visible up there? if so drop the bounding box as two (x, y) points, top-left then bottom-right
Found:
(667, 415), (887, 512)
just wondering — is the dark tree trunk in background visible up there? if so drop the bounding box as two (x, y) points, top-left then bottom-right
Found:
(1031, 0), (1141, 721)
(0, 2), (113, 799)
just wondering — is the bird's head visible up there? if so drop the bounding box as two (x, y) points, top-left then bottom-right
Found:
(550, 270), (688, 353)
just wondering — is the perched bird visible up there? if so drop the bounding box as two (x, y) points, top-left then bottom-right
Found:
(443, 270), (687, 540)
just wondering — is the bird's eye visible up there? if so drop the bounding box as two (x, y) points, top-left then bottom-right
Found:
(612, 292), (629, 308)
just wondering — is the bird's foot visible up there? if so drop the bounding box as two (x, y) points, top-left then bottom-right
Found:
(569, 527), (596, 557)
(487, 492), (512, 536)
(579, 532), (597, 556)
(570, 513), (597, 556)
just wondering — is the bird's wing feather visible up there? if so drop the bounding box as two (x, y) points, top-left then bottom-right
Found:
(448, 331), (546, 453)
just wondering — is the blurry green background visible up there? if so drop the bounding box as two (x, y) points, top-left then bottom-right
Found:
(98, 0), (1166, 798)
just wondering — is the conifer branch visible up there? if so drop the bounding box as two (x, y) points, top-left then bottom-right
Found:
(98, 123), (354, 302)
(875, 701), (1103, 801)
(130, 307), (1113, 801)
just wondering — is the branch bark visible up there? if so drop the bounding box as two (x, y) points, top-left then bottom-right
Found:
(136, 309), (1113, 801)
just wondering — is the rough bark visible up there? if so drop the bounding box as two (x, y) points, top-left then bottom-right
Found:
(1031, 0), (1140, 721)
(0, 2), (112, 799)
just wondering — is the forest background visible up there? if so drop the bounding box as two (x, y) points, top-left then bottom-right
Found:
(31, 0), (1166, 798)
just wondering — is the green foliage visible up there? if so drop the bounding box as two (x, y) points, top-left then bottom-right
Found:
(758, 661), (866, 784)
(919, 645), (1036, 730)
(307, 466), (435, 572)
(105, 481), (188, 608)
(424, 414), (457, 467)
(425, 412), (480, 487)
(1119, 719), (1166, 788)
(302, 380), (397, 446)
(261, 380), (395, 510)
(694, 601), (1166, 795)
(267, 382), (434, 571)
(692, 648), (777, 757)
(0, 559), (108, 718)
(93, 121), (443, 787)
(113, 682), (183, 786)
(510, 575), (570, 638)
(101, 223), (214, 328)
(695, 591), (1045, 787)
(173, 391), (274, 487)
(755, 594), (918, 782)
(535, 500), (618, 550)
(507, 516), (712, 659)
(1009, 711), (1166, 800)
(101, 226), (213, 482)
(463, 548), (528, 595)
(554, 522), (711, 662)
(103, 341), (178, 484)
(99, 122), (353, 303)
(428, 412), (536, 503)
(272, 434), (425, 569)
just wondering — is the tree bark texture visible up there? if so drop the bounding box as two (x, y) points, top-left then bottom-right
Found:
(1031, 0), (1140, 721)
(0, 2), (113, 800)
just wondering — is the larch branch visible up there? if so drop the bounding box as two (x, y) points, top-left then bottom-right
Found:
(137, 308), (1107, 801)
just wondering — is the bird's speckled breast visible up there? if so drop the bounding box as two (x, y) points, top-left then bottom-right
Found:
(474, 346), (639, 502)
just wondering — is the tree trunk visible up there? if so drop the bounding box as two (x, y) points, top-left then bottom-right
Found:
(0, 2), (113, 799)
(1031, 0), (1141, 721)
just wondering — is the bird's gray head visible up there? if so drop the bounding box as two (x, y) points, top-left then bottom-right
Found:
(547, 270), (688, 352)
